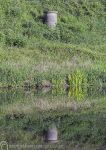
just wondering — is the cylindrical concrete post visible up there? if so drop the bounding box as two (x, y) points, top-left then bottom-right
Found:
(46, 11), (58, 28)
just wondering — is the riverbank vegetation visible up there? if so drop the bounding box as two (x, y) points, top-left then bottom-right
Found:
(0, 1), (106, 148)
(0, 0), (106, 88)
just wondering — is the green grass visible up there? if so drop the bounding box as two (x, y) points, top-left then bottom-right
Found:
(0, 1), (106, 148)
(0, 0), (106, 88)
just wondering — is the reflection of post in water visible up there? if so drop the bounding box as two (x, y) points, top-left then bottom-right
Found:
(43, 124), (58, 143)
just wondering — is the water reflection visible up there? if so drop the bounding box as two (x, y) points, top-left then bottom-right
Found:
(43, 124), (58, 143)
(0, 87), (105, 115)
(0, 87), (106, 148)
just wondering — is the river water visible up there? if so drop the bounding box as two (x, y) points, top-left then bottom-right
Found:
(0, 87), (106, 149)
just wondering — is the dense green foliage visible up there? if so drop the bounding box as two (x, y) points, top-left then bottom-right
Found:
(0, 0), (106, 88)
(0, 0), (106, 47)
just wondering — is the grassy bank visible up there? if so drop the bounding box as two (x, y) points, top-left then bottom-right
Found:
(0, 0), (106, 87)
(0, 46), (105, 88)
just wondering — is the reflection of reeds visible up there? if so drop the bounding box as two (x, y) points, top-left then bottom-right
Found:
(0, 87), (105, 116)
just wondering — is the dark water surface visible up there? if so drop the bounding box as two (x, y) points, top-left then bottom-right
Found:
(0, 88), (106, 150)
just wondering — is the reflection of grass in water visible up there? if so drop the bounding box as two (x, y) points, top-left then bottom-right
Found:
(0, 90), (105, 148)
(0, 105), (106, 147)
(68, 70), (87, 87)
(0, 88), (105, 115)
(0, 97), (92, 115)
(68, 86), (87, 101)
(1, 97), (105, 115)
